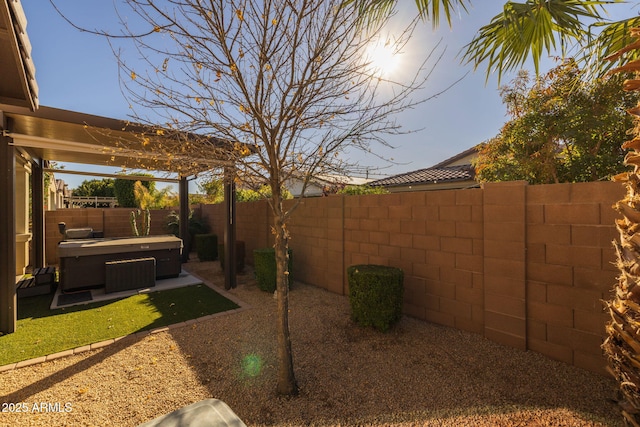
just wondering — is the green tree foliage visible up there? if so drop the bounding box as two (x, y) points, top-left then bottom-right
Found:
(133, 180), (176, 209)
(473, 61), (637, 184)
(236, 185), (292, 203)
(191, 179), (293, 204)
(70, 178), (116, 208)
(195, 179), (224, 204)
(337, 184), (389, 195)
(72, 178), (116, 198)
(113, 175), (155, 208)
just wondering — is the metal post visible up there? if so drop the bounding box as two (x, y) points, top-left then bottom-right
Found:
(0, 113), (17, 333)
(224, 166), (237, 289)
(179, 176), (190, 263)
(32, 159), (44, 267)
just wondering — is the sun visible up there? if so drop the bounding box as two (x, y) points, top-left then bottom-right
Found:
(365, 37), (401, 77)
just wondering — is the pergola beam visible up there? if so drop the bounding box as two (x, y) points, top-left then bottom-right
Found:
(43, 168), (182, 183)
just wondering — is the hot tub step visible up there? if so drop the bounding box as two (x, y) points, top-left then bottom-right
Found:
(105, 257), (156, 293)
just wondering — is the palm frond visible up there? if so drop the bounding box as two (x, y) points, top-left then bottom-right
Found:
(461, 0), (617, 83)
(587, 16), (640, 76)
(341, 0), (395, 26)
(341, 0), (470, 29)
(414, 0), (471, 29)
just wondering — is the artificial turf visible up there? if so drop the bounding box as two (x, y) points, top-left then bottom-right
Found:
(0, 284), (239, 366)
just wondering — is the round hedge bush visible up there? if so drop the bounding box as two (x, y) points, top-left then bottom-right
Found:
(347, 264), (404, 332)
(253, 248), (292, 293)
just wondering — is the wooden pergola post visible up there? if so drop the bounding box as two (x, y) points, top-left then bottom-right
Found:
(179, 176), (190, 263)
(32, 159), (45, 267)
(224, 165), (237, 289)
(0, 113), (16, 333)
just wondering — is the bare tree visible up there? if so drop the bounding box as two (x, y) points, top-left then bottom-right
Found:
(66, 0), (443, 395)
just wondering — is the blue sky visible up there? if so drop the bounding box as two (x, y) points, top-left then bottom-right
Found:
(20, 1), (640, 190)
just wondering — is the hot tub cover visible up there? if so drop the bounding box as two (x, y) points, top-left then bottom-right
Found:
(58, 235), (183, 258)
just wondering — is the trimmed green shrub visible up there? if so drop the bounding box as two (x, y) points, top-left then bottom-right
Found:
(347, 264), (404, 332)
(195, 234), (218, 261)
(218, 241), (246, 273)
(253, 248), (293, 293)
(164, 210), (210, 254)
(337, 184), (389, 195)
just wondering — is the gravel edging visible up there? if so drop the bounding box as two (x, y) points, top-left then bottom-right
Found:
(0, 261), (625, 426)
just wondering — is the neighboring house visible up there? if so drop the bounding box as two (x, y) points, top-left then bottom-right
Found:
(369, 147), (479, 192)
(45, 178), (69, 210)
(286, 173), (372, 197)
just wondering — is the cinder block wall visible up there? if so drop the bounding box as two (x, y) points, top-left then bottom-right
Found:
(524, 181), (624, 373)
(483, 182), (526, 350)
(201, 199), (271, 262)
(45, 208), (175, 264)
(196, 181), (626, 375)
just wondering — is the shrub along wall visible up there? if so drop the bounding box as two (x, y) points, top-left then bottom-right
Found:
(200, 180), (625, 376)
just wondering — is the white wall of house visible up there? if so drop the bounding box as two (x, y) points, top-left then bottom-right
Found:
(286, 174), (372, 197)
(15, 155), (31, 276)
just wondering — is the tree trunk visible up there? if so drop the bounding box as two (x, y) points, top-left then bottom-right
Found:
(603, 28), (640, 426)
(274, 215), (298, 396)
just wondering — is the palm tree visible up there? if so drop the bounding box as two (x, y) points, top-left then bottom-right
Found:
(601, 31), (640, 426)
(344, 0), (640, 81)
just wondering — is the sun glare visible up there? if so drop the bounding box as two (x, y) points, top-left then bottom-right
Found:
(365, 37), (401, 77)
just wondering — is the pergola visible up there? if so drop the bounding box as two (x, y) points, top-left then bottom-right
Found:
(0, 0), (237, 334)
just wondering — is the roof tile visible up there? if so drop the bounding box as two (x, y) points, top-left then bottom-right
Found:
(370, 165), (474, 187)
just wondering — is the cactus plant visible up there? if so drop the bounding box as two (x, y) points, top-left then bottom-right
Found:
(130, 209), (151, 236)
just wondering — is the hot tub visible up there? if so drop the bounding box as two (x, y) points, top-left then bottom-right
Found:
(58, 235), (183, 292)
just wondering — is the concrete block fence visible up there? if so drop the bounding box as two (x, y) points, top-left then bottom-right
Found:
(200, 180), (626, 376)
(41, 181), (624, 375)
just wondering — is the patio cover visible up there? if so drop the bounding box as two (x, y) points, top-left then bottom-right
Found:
(0, 1), (239, 334)
(0, 105), (240, 333)
(0, 0), (37, 110)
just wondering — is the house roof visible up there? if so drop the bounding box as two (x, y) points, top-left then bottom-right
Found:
(369, 164), (475, 188)
(0, 0), (37, 110)
(431, 146), (478, 168)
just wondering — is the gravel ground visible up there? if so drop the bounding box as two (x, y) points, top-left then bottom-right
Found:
(0, 261), (624, 426)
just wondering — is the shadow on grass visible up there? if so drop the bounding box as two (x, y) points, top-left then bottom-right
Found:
(2, 284), (239, 367)
(18, 292), (110, 320)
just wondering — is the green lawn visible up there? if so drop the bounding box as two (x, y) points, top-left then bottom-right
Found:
(0, 284), (239, 366)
